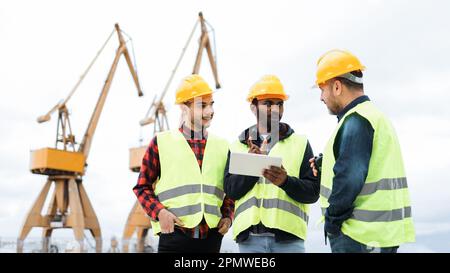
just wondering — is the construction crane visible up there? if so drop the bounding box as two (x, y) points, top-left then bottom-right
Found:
(17, 23), (143, 253)
(122, 12), (220, 253)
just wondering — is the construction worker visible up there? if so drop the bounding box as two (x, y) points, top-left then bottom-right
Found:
(224, 75), (319, 253)
(133, 74), (234, 253)
(311, 49), (415, 253)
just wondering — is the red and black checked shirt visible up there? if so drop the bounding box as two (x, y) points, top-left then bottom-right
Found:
(133, 127), (234, 239)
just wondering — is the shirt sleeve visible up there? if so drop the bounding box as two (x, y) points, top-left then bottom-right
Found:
(132, 136), (165, 221)
(220, 196), (235, 221)
(325, 113), (374, 234)
(279, 141), (320, 203)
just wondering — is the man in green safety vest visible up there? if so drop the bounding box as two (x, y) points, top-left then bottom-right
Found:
(133, 74), (234, 253)
(310, 49), (415, 253)
(224, 75), (320, 253)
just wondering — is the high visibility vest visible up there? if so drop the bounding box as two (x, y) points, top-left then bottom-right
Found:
(150, 129), (229, 235)
(230, 133), (310, 240)
(320, 101), (415, 247)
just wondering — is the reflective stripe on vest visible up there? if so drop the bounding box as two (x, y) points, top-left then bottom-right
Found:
(168, 203), (221, 218)
(235, 197), (309, 223)
(321, 206), (411, 222)
(169, 204), (202, 217)
(157, 184), (225, 202)
(321, 177), (408, 199)
(204, 204), (222, 217)
(359, 177), (408, 196)
(320, 185), (332, 199)
(352, 206), (411, 222)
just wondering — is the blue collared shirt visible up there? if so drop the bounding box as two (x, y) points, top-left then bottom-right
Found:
(325, 95), (374, 235)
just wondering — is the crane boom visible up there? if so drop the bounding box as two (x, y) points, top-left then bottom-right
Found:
(139, 20), (199, 126)
(78, 23), (143, 159)
(193, 12), (220, 88)
(37, 29), (116, 124)
(139, 12), (220, 127)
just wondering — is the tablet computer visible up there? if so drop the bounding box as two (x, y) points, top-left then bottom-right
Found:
(229, 152), (282, 177)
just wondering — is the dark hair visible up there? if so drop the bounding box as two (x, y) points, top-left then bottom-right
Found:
(334, 70), (364, 90)
(251, 98), (258, 105)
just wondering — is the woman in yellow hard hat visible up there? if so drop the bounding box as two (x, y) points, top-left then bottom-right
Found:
(133, 74), (234, 253)
(224, 75), (319, 253)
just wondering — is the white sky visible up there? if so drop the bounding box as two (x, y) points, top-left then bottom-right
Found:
(1, 0), (450, 252)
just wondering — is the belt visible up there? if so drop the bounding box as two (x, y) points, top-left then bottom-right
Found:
(250, 223), (274, 235)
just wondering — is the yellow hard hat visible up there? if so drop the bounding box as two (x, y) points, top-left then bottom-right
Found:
(247, 75), (289, 102)
(315, 49), (366, 86)
(175, 74), (213, 104)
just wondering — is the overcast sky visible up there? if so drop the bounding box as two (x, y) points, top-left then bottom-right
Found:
(1, 0), (450, 252)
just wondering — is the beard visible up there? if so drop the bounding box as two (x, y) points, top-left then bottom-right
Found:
(325, 100), (340, 115)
